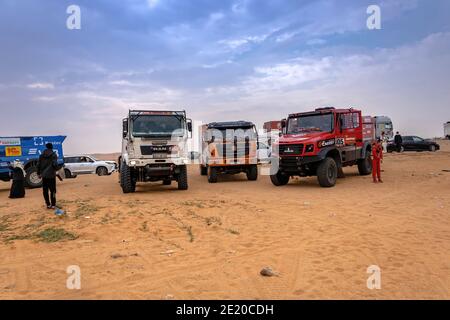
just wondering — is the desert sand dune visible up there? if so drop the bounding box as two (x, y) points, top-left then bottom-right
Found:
(0, 141), (449, 299)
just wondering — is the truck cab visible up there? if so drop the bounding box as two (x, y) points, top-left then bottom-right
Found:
(271, 107), (374, 187)
(199, 121), (259, 183)
(374, 116), (394, 140)
(119, 110), (192, 193)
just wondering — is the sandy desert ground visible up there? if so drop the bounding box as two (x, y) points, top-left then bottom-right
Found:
(0, 140), (449, 300)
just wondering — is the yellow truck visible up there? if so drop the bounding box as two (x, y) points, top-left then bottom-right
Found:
(199, 121), (258, 183)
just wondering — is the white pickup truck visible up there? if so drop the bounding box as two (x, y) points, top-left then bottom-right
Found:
(63, 155), (117, 178)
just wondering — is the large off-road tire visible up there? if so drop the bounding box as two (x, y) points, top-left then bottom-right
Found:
(25, 166), (42, 188)
(96, 166), (108, 176)
(317, 157), (338, 187)
(246, 165), (258, 181)
(207, 166), (218, 183)
(120, 162), (135, 193)
(200, 165), (207, 176)
(270, 171), (289, 186)
(177, 165), (188, 190)
(163, 179), (172, 186)
(357, 151), (372, 176)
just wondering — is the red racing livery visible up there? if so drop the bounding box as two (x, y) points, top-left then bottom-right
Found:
(271, 107), (375, 187)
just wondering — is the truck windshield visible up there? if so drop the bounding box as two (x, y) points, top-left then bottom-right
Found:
(210, 127), (257, 141)
(132, 115), (185, 137)
(287, 113), (334, 134)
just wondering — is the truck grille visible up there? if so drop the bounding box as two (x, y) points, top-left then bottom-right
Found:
(279, 144), (303, 156)
(215, 136), (251, 157)
(215, 143), (249, 158)
(140, 145), (171, 156)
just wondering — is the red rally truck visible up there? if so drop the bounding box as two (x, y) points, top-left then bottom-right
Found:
(271, 107), (375, 187)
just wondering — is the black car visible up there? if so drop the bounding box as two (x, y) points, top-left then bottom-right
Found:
(387, 136), (440, 152)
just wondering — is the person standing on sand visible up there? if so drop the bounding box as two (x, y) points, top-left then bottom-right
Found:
(8, 160), (25, 199)
(37, 143), (59, 209)
(394, 131), (403, 153)
(372, 139), (383, 183)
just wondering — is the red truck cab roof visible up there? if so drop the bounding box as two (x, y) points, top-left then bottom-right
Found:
(288, 107), (360, 118)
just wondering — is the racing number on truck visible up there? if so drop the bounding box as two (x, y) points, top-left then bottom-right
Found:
(336, 138), (345, 146)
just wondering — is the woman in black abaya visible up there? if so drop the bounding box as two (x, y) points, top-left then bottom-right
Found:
(9, 162), (25, 199)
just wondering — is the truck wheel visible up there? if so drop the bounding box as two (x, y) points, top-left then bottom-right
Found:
(317, 157), (337, 187)
(429, 145), (436, 152)
(163, 179), (172, 186)
(25, 166), (43, 188)
(120, 162), (135, 193)
(177, 165), (188, 190)
(207, 166), (218, 183)
(200, 165), (207, 176)
(357, 151), (372, 176)
(246, 165), (258, 181)
(270, 171), (289, 186)
(96, 166), (108, 176)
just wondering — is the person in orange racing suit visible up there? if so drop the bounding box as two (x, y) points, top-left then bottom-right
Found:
(372, 139), (383, 183)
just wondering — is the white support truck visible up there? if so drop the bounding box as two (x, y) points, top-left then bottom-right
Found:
(119, 110), (192, 193)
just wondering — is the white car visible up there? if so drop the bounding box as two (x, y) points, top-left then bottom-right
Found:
(63, 155), (117, 178)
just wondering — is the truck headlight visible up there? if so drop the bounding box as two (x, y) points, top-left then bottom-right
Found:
(130, 160), (137, 166)
(305, 144), (314, 153)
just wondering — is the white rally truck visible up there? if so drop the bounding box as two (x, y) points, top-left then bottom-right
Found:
(119, 110), (192, 193)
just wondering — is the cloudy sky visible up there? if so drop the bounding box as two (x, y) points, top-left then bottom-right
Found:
(0, 0), (449, 153)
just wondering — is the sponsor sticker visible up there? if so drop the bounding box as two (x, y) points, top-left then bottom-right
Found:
(0, 138), (21, 146)
(318, 139), (335, 148)
(5, 146), (22, 157)
(28, 148), (38, 155)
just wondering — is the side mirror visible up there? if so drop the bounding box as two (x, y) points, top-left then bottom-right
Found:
(281, 119), (286, 129)
(338, 116), (343, 133)
(122, 118), (128, 138)
(186, 119), (193, 138)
